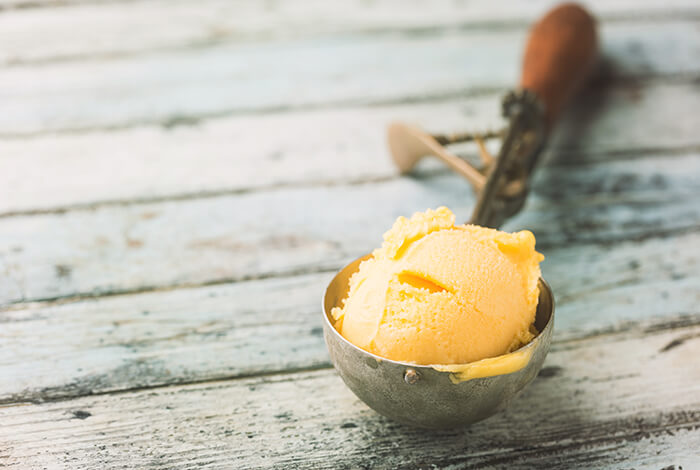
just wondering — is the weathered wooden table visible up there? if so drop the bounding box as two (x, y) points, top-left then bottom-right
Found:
(1, 1), (699, 468)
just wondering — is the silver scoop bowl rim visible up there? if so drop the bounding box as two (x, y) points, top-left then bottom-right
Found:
(322, 254), (555, 429)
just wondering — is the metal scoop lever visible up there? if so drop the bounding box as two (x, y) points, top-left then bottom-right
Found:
(387, 3), (599, 229)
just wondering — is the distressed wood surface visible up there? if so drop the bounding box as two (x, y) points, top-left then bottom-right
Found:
(2, 81), (699, 216)
(1, 318), (699, 469)
(3, 0), (700, 467)
(1, 228), (699, 404)
(2, 0), (699, 66)
(1, 150), (699, 306)
(1, 20), (700, 136)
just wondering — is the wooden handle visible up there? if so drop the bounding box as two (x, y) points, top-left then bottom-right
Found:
(520, 3), (598, 126)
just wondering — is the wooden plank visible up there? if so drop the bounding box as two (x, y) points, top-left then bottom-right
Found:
(510, 150), (700, 245)
(0, 271), (334, 404)
(2, 0), (700, 66)
(545, 232), (700, 338)
(2, 21), (700, 136)
(2, 81), (699, 216)
(1, 318), (698, 469)
(1, 227), (698, 404)
(0, 94), (497, 216)
(1, 149), (698, 305)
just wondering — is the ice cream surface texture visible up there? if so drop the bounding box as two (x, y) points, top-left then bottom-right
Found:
(331, 207), (544, 365)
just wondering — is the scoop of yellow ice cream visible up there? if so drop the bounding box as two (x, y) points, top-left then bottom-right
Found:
(331, 207), (544, 365)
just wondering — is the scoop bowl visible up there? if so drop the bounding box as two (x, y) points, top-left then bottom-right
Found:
(322, 255), (554, 429)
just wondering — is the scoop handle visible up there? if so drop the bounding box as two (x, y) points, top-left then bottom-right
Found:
(520, 3), (598, 126)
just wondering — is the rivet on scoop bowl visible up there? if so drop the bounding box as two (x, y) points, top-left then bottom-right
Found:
(322, 255), (554, 429)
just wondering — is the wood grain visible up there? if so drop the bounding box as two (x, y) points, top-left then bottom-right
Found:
(1, 318), (698, 469)
(1, 20), (700, 136)
(1, 227), (698, 404)
(2, 0), (699, 66)
(2, 81), (699, 216)
(1, 148), (698, 306)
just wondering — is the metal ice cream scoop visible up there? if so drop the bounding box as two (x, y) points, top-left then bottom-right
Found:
(324, 255), (555, 429)
(323, 3), (598, 428)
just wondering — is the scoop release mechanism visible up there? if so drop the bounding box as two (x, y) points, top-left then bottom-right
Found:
(387, 3), (598, 228)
